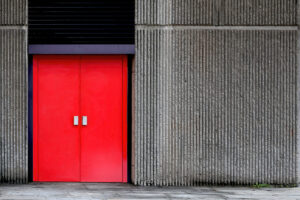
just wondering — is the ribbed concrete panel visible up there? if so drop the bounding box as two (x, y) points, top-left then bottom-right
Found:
(134, 28), (297, 185)
(136, 0), (297, 26)
(135, 0), (219, 25)
(0, 0), (27, 25)
(0, 28), (28, 183)
(220, 0), (297, 26)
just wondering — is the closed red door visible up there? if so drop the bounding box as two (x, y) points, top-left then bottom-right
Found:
(33, 55), (127, 182)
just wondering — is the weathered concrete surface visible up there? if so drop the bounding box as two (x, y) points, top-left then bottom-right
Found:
(136, 0), (218, 25)
(0, 0), (27, 25)
(134, 0), (298, 186)
(0, 0), (28, 183)
(0, 183), (300, 200)
(136, 0), (297, 25)
(219, 0), (297, 25)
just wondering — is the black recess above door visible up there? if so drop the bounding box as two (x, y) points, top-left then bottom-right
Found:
(29, 0), (134, 44)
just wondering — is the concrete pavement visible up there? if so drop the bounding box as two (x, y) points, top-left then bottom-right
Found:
(0, 183), (300, 200)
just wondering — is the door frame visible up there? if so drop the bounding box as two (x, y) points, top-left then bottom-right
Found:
(30, 53), (130, 182)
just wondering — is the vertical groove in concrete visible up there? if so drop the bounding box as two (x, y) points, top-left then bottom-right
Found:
(0, 28), (28, 183)
(297, 0), (300, 185)
(0, 0), (27, 25)
(134, 28), (297, 185)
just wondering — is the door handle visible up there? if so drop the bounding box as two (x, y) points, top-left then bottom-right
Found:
(74, 116), (79, 126)
(82, 116), (87, 126)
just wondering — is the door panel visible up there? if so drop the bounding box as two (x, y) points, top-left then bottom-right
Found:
(33, 55), (81, 182)
(80, 56), (124, 182)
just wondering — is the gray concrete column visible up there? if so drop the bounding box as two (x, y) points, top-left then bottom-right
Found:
(0, 0), (28, 183)
(134, 0), (298, 186)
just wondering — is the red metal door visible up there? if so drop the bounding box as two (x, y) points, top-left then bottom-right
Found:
(33, 55), (81, 182)
(33, 55), (127, 182)
(81, 56), (127, 182)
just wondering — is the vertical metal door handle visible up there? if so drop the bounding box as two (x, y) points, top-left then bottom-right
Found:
(82, 116), (87, 126)
(74, 116), (79, 126)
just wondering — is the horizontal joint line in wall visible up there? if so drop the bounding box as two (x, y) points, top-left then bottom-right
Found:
(0, 26), (27, 30)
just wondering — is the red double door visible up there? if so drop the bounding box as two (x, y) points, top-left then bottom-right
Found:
(33, 55), (127, 182)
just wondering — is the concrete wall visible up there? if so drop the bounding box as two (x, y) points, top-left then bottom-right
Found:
(0, 0), (28, 183)
(134, 0), (298, 186)
(0, 0), (297, 185)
